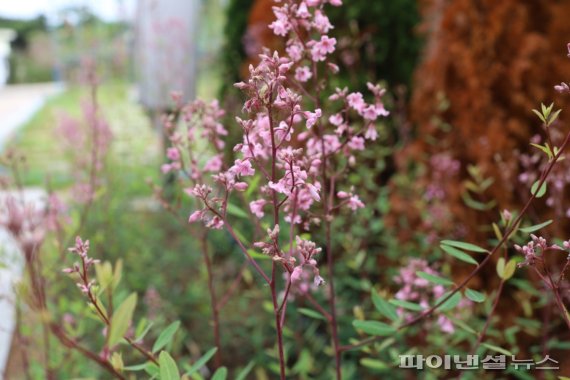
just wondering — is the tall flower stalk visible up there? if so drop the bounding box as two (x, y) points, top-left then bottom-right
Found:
(176, 1), (389, 377)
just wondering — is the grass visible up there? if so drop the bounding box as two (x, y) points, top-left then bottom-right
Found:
(6, 81), (161, 192)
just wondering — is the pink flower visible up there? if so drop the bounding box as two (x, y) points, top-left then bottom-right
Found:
(311, 36), (336, 62)
(313, 11), (333, 33)
(250, 199), (267, 218)
(295, 66), (313, 82)
(230, 159), (255, 176)
(555, 82), (570, 94)
(167, 147), (180, 161)
(364, 124), (378, 140)
(286, 43), (303, 61)
(361, 105), (378, 120)
(329, 0), (342, 5)
(269, 19), (290, 36)
(347, 92), (366, 112)
(306, 183), (321, 202)
(296, 2), (310, 18)
(291, 266), (303, 283)
(188, 210), (203, 223)
(305, 109), (322, 128)
(161, 163), (172, 174)
(347, 195), (364, 211)
(233, 182), (248, 191)
(206, 216), (224, 229)
(204, 155), (223, 172)
(329, 113), (343, 126)
(348, 136), (365, 151)
(438, 315), (455, 334)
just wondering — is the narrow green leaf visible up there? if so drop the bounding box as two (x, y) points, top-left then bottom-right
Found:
(360, 358), (389, 370)
(371, 290), (399, 322)
(226, 203), (249, 219)
(389, 299), (424, 311)
(159, 351), (180, 380)
(352, 320), (396, 336)
(108, 293), (137, 347)
(124, 362), (149, 372)
(183, 348), (218, 376)
(440, 244), (479, 265)
(530, 143), (552, 158)
(135, 320), (153, 342)
(152, 321), (181, 353)
(465, 288), (486, 303)
(416, 271), (454, 286)
(441, 240), (487, 253)
(482, 343), (513, 356)
(530, 180), (547, 198)
(435, 291), (462, 312)
(235, 361), (255, 380)
(298, 308), (326, 320)
(519, 220), (553, 233)
(532, 109), (546, 124)
(212, 367), (228, 380)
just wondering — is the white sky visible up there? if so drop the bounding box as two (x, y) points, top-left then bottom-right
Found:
(0, 0), (136, 21)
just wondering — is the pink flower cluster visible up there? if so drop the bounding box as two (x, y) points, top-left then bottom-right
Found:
(168, 0), (389, 298)
(394, 259), (470, 334)
(514, 234), (569, 268)
(63, 236), (100, 294)
(1, 195), (64, 259)
(58, 100), (112, 204)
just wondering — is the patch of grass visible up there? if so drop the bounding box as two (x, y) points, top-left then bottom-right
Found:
(7, 81), (160, 192)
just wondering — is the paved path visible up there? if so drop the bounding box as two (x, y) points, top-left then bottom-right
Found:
(0, 83), (64, 150)
(0, 83), (61, 378)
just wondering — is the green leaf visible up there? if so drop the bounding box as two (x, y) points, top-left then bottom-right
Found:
(389, 299), (424, 311)
(503, 259), (517, 280)
(416, 271), (454, 286)
(235, 361), (255, 380)
(465, 288), (486, 303)
(440, 244), (479, 265)
(298, 308), (326, 320)
(135, 319), (154, 342)
(532, 108), (546, 124)
(441, 240), (487, 253)
(124, 362), (148, 371)
(497, 257), (505, 278)
(112, 259), (123, 290)
(226, 203), (249, 219)
(530, 143), (553, 159)
(481, 343), (513, 356)
(108, 292), (137, 347)
(435, 291), (462, 312)
(212, 367), (228, 380)
(371, 290), (399, 322)
(497, 257), (516, 280)
(183, 348), (218, 376)
(159, 351), (180, 380)
(519, 220), (553, 233)
(352, 320), (397, 336)
(360, 358), (389, 371)
(145, 362), (160, 377)
(152, 321), (181, 353)
(530, 180), (547, 198)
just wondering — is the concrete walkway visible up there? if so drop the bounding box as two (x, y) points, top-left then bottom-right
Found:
(0, 82), (64, 150)
(0, 83), (61, 378)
